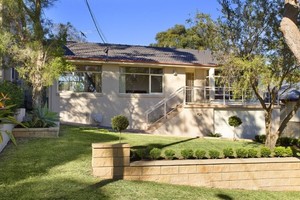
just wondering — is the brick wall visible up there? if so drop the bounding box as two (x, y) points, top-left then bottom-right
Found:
(92, 143), (300, 191)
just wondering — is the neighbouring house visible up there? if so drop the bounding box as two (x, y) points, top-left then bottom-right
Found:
(46, 41), (282, 139)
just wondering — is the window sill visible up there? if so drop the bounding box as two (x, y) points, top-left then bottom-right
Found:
(118, 93), (164, 98)
(57, 92), (103, 98)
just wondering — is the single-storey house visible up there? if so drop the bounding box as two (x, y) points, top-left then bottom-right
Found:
(46, 41), (280, 139)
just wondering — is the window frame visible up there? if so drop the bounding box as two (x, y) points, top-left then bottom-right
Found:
(119, 67), (164, 94)
(58, 65), (102, 93)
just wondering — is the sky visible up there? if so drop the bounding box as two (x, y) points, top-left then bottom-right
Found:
(45, 0), (221, 46)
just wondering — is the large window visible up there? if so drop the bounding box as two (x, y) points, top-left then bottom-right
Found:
(58, 66), (102, 93)
(119, 67), (163, 94)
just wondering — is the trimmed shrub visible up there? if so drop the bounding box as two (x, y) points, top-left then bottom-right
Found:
(207, 133), (222, 137)
(260, 147), (272, 158)
(285, 147), (293, 157)
(248, 148), (258, 158)
(277, 137), (293, 147)
(136, 148), (148, 160)
(149, 148), (161, 160)
(298, 139), (300, 148)
(164, 149), (176, 160)
(236, 148), (248, 158)
(274, 146), (286, 157)
(223, 147), (234, 158)
(111, 115), (129, 132)
(181, 149), (194, 159)
(228, 115), (242, 127)
(0, 81), (24, 111)
(254, 134), (266, 143)
(208, 150), (220, 159)
(195, 149), (206, 159)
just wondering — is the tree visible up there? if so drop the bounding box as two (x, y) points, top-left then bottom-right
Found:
(1, 0), (73, 108)
(151, 13), (221, 51)
(217, 0), (300, 149)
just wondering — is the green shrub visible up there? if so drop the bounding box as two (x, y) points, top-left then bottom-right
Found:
(207, 133), (222, 137)
(164, 149), (176, 160)
(0, 81), (24, 111)
(254, 134), (266, 143)
(235, 148), (248, 158)
(223, 147), (234, 158)
(248, 148), (258, 158)
(260, 147), (272, 157)
(181, 149), (194, 159)
(208, 150), (220, 159)
(274, 146), (286, 157)
(195, 149), (206, 159)
(149, 148), (161, 160)
(111, 115), (129, 132)
(136, 148), (148, 160)
(23, 105), (59, 128)
(285, 147), (293, 157)
(228, 115), (242, 127)
(277, 137), (293, 147)
(298, 139), (300, 148)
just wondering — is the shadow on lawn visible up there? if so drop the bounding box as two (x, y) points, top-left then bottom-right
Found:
(131, 137), (199, 150)
(0, 125), (119, 184)
(216, 193), (233, 200)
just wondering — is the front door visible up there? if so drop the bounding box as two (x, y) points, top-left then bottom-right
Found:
(186, 73), (194, 103)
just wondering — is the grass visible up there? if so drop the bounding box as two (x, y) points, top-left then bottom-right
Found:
(0, 125), (299, 200)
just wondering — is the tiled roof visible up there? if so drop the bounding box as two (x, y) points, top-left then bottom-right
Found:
(64, 42), (218, 66)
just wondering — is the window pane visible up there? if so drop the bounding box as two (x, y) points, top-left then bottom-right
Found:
(125, 67), (149, 74)
(151, 76), (163, 93)
(58, 72), (101, 93)
(150, 68), (163, 74)
(125, 74), (149, 93)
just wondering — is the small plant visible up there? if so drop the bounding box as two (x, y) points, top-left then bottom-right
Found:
(248, 148), (258, 158)
(111, 115), (129, 143)
(164, 149), (176, 160)
(223, 147), (234, 158)
(285, 147), (293, 157)
(274, 146), (286, 157)
(181, 149), (194, 159)
(136, 148), (148, 160)
(149, 148), (161, 160)
(228, 115), (242, 140)
(195, 149), (206, 159)
(208, 150), (220, 159)
(254, 134), (266, 143)
(23, 105), (59, 128)
(235, 148), (248, 158)
(260, 147), (272, 158)
(207, 133), (222, 137)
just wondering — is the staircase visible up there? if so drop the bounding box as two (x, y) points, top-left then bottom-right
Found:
(145, 87), (185, 130)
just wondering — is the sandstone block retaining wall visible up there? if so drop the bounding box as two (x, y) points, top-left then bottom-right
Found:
(92, 143), (300, 191)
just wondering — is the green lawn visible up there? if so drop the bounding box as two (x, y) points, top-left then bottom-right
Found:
(0, 125), (299, 200)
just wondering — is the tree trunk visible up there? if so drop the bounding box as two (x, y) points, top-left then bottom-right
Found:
(264, 111), (277, 149)
(32, 85), (43, 109)
(279, 0), (300, 63)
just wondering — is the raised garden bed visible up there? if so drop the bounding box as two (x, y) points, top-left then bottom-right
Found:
(12, 123), (60, 138)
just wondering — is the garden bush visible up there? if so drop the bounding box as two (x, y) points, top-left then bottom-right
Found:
(208, 150), (220, 159)
(274, 146), (286, 157)
(277, 137), (293, 147)
(195, 149), (206, 159)
(260, 147), (272, 157)
(223, 147), (234, 158)
(0, 81), (24, 112)
(149, 148), (161, 160)
(235, 148), (248, 158)
(136, 148), (148, 160)
(228, 116), (242, 127)
(111, 115), (129, 132)
(207, 133), (222, 137)
(248, 148), (258, 158)
(164, 149), (176, 160)
(181, 149), (194, 159)
(254, 134), (266, 143)
(285, 147), (293, 157)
